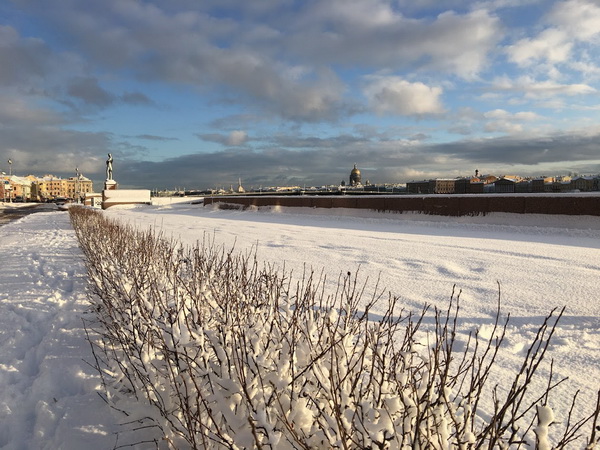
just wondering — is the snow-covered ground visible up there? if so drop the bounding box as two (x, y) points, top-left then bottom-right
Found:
(0, 211), (118, 449)
(1, 201), (599, 448)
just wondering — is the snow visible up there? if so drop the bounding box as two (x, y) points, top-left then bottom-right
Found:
(1, 201), (599, 448)
(0, 211), (116, 449)
(535, 405), (555, 450)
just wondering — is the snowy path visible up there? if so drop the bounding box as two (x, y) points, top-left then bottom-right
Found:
(0, 212), (116, 450)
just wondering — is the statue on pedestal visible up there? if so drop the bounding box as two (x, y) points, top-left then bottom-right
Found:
(106, 153), (113, 180)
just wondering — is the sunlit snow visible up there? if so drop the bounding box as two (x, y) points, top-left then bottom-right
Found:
(1, 200), (599, 448)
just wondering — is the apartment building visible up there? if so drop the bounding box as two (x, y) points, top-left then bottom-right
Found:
(571, 176), (597, 192)
(31, 175), (93, 201)
(0, 175), (32, 201)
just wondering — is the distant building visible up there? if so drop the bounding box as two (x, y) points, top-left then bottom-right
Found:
(67, 175), (94, 200)
(469, 182), (485, 193)
(429, 178), (456, 194)
(1, 175), (32, 201)
(532, 177), (553, 193)
(479, 174), (498, 185)
(571, 176), (597, 192)
(454, 177), (485, 194)
(237, 178), (245, 193)
(404, 172), (600, 196)
(409, 173), (491, 195)
(31, 174), (93, 201)
(455, 177), (484, 194)
(494, 177), (520, 193)
(349, 164), (362, 186)
(0, 179), (7, 201)
(406, 180), (430, 194)
(551, 176), (572, 192)
(454, 177), (470, 194)
(515, 179), (532, 193)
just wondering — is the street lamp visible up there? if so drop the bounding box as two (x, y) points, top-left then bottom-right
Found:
(5, 162), (12, 202)
(75, 167), (81, 203)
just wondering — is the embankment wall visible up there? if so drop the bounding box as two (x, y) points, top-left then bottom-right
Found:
(203, 194), (600, 216)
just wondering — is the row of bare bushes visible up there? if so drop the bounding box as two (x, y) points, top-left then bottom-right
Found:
(69, 206), (599, 449)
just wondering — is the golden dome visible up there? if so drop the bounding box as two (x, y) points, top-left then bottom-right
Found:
(349, 164), (362, 186)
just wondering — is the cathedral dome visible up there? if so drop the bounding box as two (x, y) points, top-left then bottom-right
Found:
(349, 164), (362, 186)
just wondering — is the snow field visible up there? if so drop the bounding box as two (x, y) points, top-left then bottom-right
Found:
(96, 203), (600, 447)
(74, 205), (592, 448)
(1, 202), (599, 448)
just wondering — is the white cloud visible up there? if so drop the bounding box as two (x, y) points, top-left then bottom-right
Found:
(514, 111), (540, 121)
(0, 95), (63, 126)
(547, 0), (600, 41)
(507, 28), (572, 66)
(506, 0), (600, 69)
(289, 6), (501, 79)
(484, 109), (539, 121)
(363, 76), (445, 116)
(526, 81), (596, 97)
(309, 0), (398, 30)
(227, 130), (248, 146)
(422, 9), (501, 79)
(569, 59), (600, 78)
(483, 108), (541, 134)
(477, 0), (540, 10)
(490, 76), (596, 98)
(484, 109), (510, 120)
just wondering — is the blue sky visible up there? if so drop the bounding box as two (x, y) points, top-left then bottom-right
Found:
(2, 0), (600, 190)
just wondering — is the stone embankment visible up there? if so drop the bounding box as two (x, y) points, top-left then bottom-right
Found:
(203, 193), (600, 216)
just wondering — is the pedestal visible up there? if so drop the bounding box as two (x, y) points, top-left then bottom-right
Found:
(104, 179), (118, 190)
(102, 185), (151, 209)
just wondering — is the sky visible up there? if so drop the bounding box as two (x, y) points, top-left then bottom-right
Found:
(2, 0), (600, 190)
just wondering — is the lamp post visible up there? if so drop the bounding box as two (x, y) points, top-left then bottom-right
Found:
(6, 161), (12, 202)
(7, 160), (12, 202)
(75, 167), (81, 203)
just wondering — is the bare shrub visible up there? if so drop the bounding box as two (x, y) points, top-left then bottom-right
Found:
(69, 206), (600, 449)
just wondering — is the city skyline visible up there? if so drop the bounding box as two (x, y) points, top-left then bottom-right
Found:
(2, 0), (600, 189)
(2, 164), (596, 196)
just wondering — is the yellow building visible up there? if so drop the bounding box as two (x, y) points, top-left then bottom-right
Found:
(32, 175), (66, 201)
(1, 178), (9, 202)
(31, 174), (93, 201)
(66, 175), (93, 200)
(0, 175), (32, 201)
